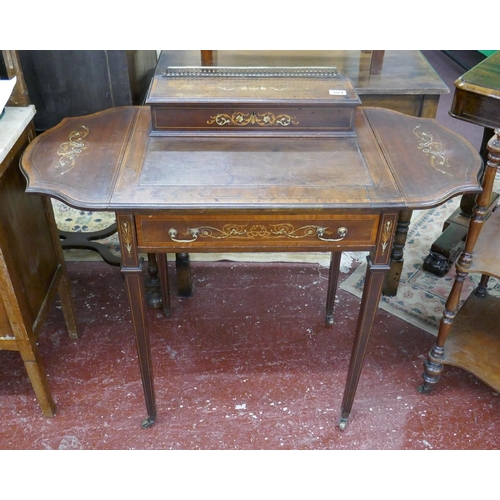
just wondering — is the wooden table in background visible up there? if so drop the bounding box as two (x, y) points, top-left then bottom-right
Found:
(423, 51), (500, 276)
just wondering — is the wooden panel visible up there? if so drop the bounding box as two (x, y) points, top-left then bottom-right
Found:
(135, 212), (379, 252)
(0, 127), (59, 330)
(18, 50), (157, 132)
(361, 107), (482, 209)
(150, 104), (356, 137)
(451, 88), (500, 129)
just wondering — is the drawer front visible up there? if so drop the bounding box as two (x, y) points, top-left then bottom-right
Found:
(135, 213), (379, 251)
(150, 105), (356, 137)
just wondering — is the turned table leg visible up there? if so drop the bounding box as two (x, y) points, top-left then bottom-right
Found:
(382, 208), (412, 297)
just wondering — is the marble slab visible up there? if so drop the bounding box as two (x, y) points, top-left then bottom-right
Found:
(0, 105), (36, 164)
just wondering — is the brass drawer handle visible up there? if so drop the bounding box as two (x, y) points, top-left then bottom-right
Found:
(316, 226), (348, 242)
(168, 228), (199, 243)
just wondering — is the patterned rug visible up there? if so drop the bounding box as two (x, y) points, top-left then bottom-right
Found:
(52, 199), (121, 260)
(52, 190), (500, 336)
(340, 196), (500, 335)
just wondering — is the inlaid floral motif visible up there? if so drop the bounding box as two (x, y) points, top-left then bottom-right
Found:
(207, 111), (299, 127)
(120, 221), (133, 257)
(413, 125), (451, 175)
(381, 220), (393, 253)
(55, 125), (89, 174)
(168, 223), (346, 242)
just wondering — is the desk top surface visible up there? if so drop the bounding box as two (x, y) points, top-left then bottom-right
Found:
(20, 106), (481, 212)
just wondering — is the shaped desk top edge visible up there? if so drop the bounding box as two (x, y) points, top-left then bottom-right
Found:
(20, 106), (482, 213)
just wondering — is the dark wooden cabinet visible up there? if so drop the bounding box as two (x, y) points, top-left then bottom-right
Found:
(17, 50), (157, 132)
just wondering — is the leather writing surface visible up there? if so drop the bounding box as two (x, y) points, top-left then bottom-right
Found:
(132, 137), (373, 208)
(139, 140), (371, 187)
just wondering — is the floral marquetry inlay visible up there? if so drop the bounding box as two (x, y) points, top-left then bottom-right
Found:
(207, 111), (299, 127)
(168, 223), (348, 243)
(413, 126), (451, 175)
(120, 221), (133, 257)
(380, 220), (393, 254)
(55, 125), (89, 175)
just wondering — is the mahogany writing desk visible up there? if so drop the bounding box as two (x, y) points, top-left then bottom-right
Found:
(20, 106), (481, 429)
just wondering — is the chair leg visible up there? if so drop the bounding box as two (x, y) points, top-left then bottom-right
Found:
(19, 338), (56, 417)
(419, 268), (467, 394)
(475, 273), (490, 298)
(325, 252), (342, 325)
(176, 253), (193, 297)
(57, 272), (79, 340)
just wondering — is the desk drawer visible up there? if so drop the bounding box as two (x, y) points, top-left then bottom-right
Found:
(135, 213), (379, 251)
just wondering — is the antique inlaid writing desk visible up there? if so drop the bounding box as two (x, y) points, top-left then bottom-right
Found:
(20, 106), (481, 429)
